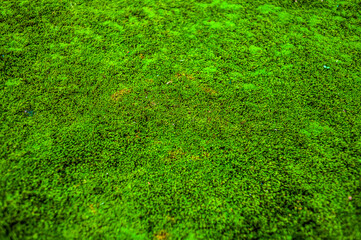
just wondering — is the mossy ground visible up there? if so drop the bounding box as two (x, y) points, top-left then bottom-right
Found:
(1, 0), (361, 239)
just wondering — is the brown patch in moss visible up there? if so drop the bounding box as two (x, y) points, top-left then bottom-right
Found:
(200, 85), (218, 95)
(162, 148), (187, 164)
(146, 78), (154, 84)
(153, 230), (170, 240)
(174, 72), (195, 81)
(89, 204), (97, 215)
(110, 88), (131, 101)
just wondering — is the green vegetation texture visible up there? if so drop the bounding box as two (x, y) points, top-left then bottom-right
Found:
(1, 0), (361, 239)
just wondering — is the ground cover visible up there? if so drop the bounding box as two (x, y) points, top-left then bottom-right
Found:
(1, 0), (361, 239)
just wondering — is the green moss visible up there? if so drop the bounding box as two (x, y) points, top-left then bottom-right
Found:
(1, 0), (360, 239)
